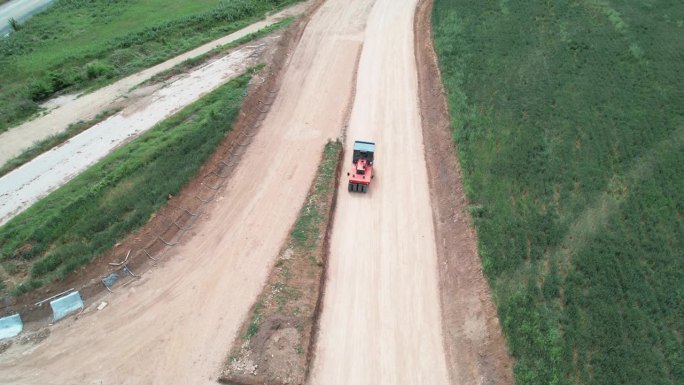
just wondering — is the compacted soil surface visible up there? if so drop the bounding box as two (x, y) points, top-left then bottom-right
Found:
(309, 0), (450, 383)
(0, 0), (364, 382)
(0, 1), (515, 384)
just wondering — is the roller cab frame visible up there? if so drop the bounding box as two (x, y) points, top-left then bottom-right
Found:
(347, 140), (375, 193)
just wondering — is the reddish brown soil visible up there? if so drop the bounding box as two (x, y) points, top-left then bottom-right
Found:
(415, 1), (516, 384)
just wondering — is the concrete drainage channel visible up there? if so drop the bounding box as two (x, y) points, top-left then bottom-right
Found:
(0, 314), (22, 340)
(0, 290), (83, 339)
(0, 43), (264, 226)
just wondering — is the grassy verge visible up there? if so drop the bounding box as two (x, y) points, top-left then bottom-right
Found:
(432, 1), (683, 385)
(0, 71), (255, 296)
(143, 16), (295, 86)
(0, 108), (120, 178)
(220, 140), (342, 384)
(0, 0), (300, 133)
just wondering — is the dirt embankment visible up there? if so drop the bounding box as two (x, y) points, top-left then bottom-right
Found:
(218, 141), (342, 385)
(414, 0), (515, 384)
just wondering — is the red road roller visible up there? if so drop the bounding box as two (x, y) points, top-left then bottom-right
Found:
(347, 140), (375, 193)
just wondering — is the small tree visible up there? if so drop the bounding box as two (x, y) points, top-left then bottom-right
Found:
(8, 17), (20, 32)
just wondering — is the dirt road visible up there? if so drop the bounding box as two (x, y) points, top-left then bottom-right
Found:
(0, 1), (373, 383)
(309, 0), (450, 383)
(0, 1), (310, 167)
(0, 0), (477, 383)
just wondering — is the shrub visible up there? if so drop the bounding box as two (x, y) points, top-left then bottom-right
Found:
(27, 78), (53, 101)
(85, 61), (115, 80)
(8, 17), (20, 32)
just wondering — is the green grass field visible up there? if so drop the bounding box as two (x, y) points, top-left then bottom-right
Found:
(432, 1), (683, 384)
(0, 0), (297, 133)
(0, 71), (253, 296)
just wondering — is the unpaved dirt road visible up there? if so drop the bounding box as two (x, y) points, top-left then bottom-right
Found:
(0, 0), (373, 383)
(309, 0), (450, 383)
(0, 1), (310, 167)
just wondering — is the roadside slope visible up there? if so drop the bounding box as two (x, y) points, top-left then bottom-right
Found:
(415, 0), (515, 383)
(310, 0), (450, 383)
(0, 0), (373, 383)
(0, 44), (261, 226)
(0, 2), (309, 167)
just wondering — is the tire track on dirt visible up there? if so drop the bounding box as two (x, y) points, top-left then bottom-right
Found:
(309, 0), (451, 383)
(0, 1), (374, 383)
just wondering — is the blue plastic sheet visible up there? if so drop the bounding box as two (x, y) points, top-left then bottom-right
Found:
(102, 273), (120, 289)
(50, 291), (83, 321)
(0, 314), (22, 340)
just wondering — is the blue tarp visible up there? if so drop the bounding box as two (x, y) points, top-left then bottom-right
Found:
(50, 291), (83, 322)
(0, 314), (22, 340)
(102, 273), (120, 289)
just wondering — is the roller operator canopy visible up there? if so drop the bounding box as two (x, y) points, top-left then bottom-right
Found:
(353, 141), (376, 153)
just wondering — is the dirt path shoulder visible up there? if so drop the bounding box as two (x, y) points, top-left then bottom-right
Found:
(414, 1), (515, 384)
(218, 140), (342, 385)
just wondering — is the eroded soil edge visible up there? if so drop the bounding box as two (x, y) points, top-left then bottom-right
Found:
(414, 1), (515, 384)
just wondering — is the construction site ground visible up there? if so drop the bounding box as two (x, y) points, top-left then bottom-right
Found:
(0, 1), (513, 384)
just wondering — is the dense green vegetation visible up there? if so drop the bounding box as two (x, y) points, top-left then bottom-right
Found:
(0, 71), (253, 296)
(0, 0), (298, 133)
(432, 1), (683, 384)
